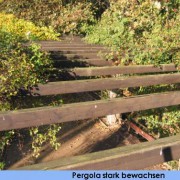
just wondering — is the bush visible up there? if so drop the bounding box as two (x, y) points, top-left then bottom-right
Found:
(129, 84), (180, 137)
(0, 13), (59, 40)
(0, 34), (50, 102)
(85, 0), (180, 137)
(135, 106), (180, 137)
(0, 13), (60, 167)
(86, 0), (180, 66)
(0, 0), (96, 35)
(54, 2), (96, 34)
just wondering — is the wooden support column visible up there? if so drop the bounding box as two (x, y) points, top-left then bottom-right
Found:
(101, 88), (122, 126)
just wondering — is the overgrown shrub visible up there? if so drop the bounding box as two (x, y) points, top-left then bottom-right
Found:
(86, 0), (180, 66)
(54, 2), (95, 34)
(0, 0), (97, 34)
(0, 13), (60, 168)
(0, 13), (59, 40)
(134, 106), (180, 137)
(85, 0), (180, 137)
(129, 84), (180, 137)
(0, 12), (59, 107)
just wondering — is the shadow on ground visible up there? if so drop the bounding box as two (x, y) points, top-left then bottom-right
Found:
(4, 118), (140, 169)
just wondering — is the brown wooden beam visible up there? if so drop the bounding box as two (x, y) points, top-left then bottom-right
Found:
(65, 64), (178, 76)
(31, 73), (180, 95)
(30, 41), (104, 47)
(50, 53), (101, 59)
(41, 48), (109, 53)
(42, 47), (107, 50)
(0, 91), (179, 131)
(40, 43), (104, 47)
(16, 134), (180, 170)
(53, 59), (112, 67)
(42, 48), (109, 53)
(128, 121), (155, 141)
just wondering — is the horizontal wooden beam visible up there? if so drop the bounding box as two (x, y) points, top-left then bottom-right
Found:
(53, 59), (112, 67)
(41, 43), (104, 47)
(42, 47), (107, 50)
(38, 38), (108, 50)
(64, 64), (178, 76)
(50, 53), (101, 59)
(43, 48), (109, 53)
(31, 41), (104, 47)
(41, 47), (109, 53)
(35, 37), (83, 43)
(0, 91), (179, 131)
(60, 35), (84, 41)
(17, 134), (180, 170)
(32, 73), (180, 95)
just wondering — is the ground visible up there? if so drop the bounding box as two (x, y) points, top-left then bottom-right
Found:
(4, 117), (173, 170)
(4, 116), (141, 169)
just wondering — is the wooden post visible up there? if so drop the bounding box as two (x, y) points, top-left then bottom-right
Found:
(104, 90), (122, 126)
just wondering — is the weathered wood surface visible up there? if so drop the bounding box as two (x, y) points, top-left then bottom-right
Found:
(50, 53), (101, 58)
(62, 64), (178, 76)
(53, 59), (112, 67)
(27, 42), (105, 48)
(32, 39), (104, 47)
(44, 49), (109, 54)
(42, 47), (107, 50)
(34, 37), (83, 44)
(41, 48), (109, 53)
(38, 37), (83, 43)
(0, 91), (179, 131)
(128, 121), (155, 141)
(17, 134), (180, 170)
(31, 73), (180, 95)
(41, 43), (105, 47)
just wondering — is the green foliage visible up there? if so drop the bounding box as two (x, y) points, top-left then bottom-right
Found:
(0, 0), (97, 35)
(54, 2), (96, 34)
(0, 131), (14, 170)
(0, 13), (59, 40)
(30, 125), (61, 158)
(167, 160), (180, 170)
(0, 13), (60, 167)
(85, 0), (180, 137)
(131, 106), (180, 138)
(0, 131), (14, 153)
(86, 0), (180, 66)
(130, 84), (180, 137)
(0, 41), (50, 100)
(0, 162), (5, 170)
